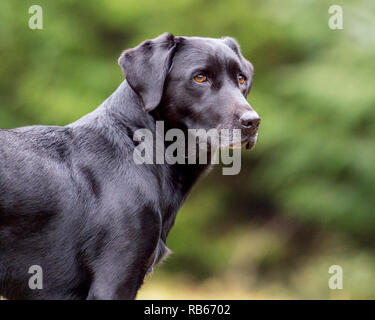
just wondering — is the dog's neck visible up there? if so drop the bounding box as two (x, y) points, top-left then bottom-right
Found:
(74, 81), (211, 240)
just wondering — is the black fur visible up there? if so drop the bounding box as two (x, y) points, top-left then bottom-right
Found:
(0, 33), (257, 299)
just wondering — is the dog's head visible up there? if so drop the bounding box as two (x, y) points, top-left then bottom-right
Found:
(119, 33), (260, 150)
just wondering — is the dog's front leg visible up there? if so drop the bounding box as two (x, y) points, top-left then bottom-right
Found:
(86, 215), (161, 300)
(86, 238), (158, 300)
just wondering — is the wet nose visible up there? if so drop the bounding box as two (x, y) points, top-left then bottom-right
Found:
(239, 110), (261, 131)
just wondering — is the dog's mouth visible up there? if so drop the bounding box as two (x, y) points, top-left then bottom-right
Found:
(228, 134), (258, 151)
(244, 135), (258, 150)
(242, 141), (254, 150)
(242, 137), (257, 150)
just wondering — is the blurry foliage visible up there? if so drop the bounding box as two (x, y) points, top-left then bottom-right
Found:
(0, 0), (374, 298)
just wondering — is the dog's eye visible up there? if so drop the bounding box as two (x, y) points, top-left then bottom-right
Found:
(194, 74), (207, 83)
(238, 74), (246, 85)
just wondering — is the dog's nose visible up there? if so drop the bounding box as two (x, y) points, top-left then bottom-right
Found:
(239, 110), (261, 131)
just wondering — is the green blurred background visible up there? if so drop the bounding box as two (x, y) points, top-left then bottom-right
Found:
(1, 0), (374, 299)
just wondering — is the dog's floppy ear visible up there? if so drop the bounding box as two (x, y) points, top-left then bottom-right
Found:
(118, 33), (177, 112)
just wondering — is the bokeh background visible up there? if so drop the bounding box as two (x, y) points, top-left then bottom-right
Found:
(1, 0), (374, 299)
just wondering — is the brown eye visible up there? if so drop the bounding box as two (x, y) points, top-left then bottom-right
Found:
(194, 74), (207, 83)
(238, 74), (246, 85)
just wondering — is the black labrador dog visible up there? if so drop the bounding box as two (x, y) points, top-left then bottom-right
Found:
(0, 33), (260, 299)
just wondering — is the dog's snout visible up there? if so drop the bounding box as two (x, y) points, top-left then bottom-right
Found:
(239, 111), (260, 131)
